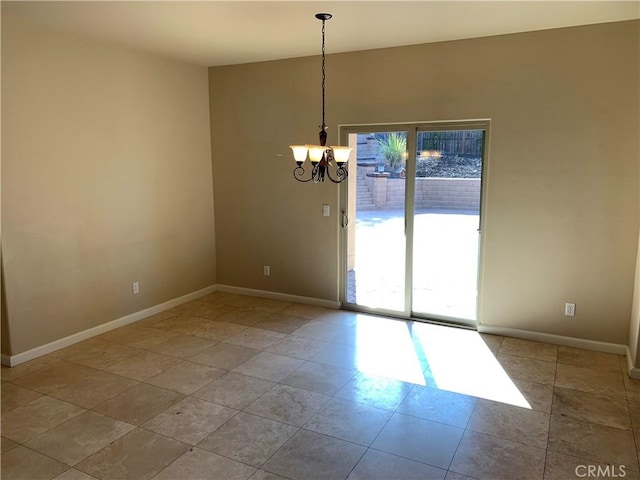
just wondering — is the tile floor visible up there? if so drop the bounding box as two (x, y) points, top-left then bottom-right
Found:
(2, 291), (640, 480)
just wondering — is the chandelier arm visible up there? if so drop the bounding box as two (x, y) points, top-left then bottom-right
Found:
(324, 165), (348, 184)
(293, 166), (314, 182)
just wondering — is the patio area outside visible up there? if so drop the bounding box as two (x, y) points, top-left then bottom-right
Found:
(347, 208), (480, 322)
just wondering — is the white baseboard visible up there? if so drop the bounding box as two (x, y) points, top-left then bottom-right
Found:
(216, 284), (340, 309)
(0, 353), (12, 367)
(477, 324), (627, 355)
(6, 284), (635, 381)
(626, 346), (640, 379)
(2, 285), (218, 367)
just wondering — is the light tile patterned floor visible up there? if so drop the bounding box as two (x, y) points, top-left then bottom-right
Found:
(2, 292), (640, 480)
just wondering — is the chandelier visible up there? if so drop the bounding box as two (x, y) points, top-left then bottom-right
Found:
(289, 13), (352, 183)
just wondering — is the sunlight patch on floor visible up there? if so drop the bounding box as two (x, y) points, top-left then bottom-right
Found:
(354, 315), (427, 386)
(352, 314), (531, 408)
(411, 322), (531, 408)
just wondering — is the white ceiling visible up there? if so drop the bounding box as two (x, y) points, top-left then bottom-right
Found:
(3, 1), (639, 67)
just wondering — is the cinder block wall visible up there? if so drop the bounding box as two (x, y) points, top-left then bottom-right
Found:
(414, 178), (481, 210)
(361, 176), (481, 210)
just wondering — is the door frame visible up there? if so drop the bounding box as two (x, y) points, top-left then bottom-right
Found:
(338, 119), (491, 328)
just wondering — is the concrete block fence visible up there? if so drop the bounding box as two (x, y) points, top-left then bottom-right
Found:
(360, 165), (480, 211)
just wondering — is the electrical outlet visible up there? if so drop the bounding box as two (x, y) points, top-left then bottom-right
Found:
(132, 282), (140, 295)
(263, 266), (270, 276)
(322, 204), (330, 217)
(564, 302), (575, 316)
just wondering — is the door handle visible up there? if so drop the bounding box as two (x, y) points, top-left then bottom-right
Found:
(341, 211), (349, 229)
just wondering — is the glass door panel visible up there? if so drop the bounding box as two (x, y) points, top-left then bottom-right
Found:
(346, 131), (408, 313)
(412, 130), (483, 321)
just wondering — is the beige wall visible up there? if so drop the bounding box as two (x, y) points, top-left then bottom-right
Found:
(2, 16), (637, 357)
(210, 20), (639, 345)
(630, 233), (640, 365)
(630, 114), (640, 365)
(1, 16), (216, 355)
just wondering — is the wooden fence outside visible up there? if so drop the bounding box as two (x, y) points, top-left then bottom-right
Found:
(358, 130), (484, 161)
(417, 130), (483, 157)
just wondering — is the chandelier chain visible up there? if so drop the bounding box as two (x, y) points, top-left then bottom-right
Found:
(321, 18), (326, 128)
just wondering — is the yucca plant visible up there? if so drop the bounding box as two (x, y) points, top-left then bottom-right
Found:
(377, 132), (407, 171)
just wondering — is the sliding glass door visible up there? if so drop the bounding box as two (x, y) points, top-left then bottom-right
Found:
(341, 122), (487, 326)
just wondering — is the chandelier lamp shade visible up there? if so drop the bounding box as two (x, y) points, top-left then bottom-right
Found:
(289, 13), (352, 183)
